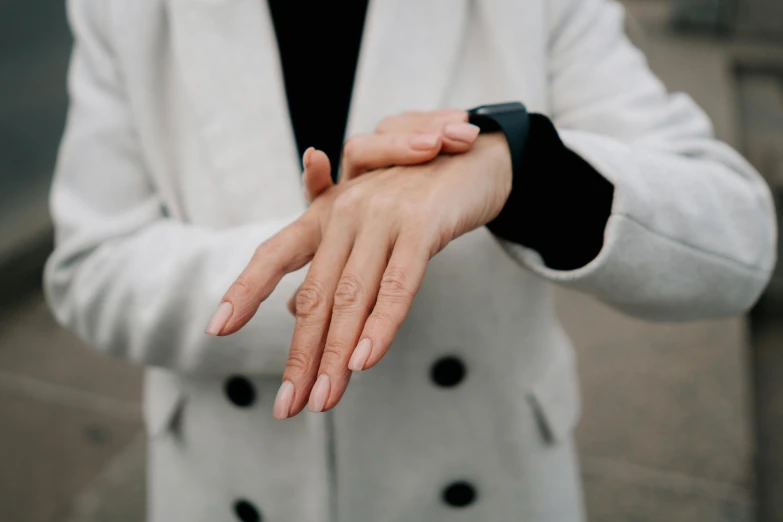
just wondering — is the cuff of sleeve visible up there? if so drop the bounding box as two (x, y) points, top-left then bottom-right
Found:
(486, 114), (615, 271)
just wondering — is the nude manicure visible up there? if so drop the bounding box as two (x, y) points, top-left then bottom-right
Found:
(273, 380), (294, 420)
(205, 302), (233, 336)
(308, 374), (330, 413)
(443, 122), (480, 143)
(303, 147), (314, 168)
(348, 338), (372, 371)
(409, 133), (440, 150)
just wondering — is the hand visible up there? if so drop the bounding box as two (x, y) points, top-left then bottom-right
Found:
(293, 110), (481, 315)
(302, 110), (481, 202)
(207, 134), (511, 420)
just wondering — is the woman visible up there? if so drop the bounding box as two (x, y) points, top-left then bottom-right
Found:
(45, 0), (776, 520)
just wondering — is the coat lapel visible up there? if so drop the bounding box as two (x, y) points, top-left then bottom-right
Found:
(166, 0), (301, 219)
(346, 0), (469, 135)
(166, 0), (469, 200)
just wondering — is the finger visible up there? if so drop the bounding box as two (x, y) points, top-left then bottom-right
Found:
(308, 223), (392, 412)
(207, 217), (320, 337)
(340, 132), (442, 182)
(352, 232), (430, 372)
(302, 148), (333, 202)
(375, 110), (477, 153)
(441, 122), (481, 154)
(375, 109), (467, 134)
(276, 217), (356, 419)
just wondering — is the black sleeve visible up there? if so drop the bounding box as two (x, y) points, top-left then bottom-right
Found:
(485, 114), (615, 271)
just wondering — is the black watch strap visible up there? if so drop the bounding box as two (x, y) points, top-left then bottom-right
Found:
(466, 106), (615, 269)
(467, 102), (530, 187)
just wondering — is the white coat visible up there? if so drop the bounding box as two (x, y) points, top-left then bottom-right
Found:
(44, 0), (777, 520)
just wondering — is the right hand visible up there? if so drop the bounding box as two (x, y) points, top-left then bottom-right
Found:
(301, 109), (480, 203)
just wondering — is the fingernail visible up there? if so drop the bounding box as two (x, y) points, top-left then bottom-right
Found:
(348, 338), (372, 371)
(205, 302), (233, 336)
(308, 374), (330, 413)
(273, 380), (294, 420)
(444, 122), (480, 143)
(409, 133), (440, 151)
(303, 147), (314, 168)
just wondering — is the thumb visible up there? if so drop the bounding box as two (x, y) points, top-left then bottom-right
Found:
(302, 148), (333, 202)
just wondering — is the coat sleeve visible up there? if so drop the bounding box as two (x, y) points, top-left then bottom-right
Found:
(43, 0), (302, 376)
(498, 0), (777, 321)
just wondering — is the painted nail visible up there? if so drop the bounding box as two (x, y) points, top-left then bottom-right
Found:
(273, 380), (294, 420)
(308, 374), (330, 413)
(348, 338), (372, 371)
(443, 122), (480, 143)
(409, 133), (440, 151)
(303, 147), (314, 169)
(205, 302), (233, 336)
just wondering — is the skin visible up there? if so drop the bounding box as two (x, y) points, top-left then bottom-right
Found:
(297, 110), (480, 308)
(206, 110), (512, 419)
(303, 109), (479, 199)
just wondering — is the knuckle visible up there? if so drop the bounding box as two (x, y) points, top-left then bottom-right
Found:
(367, 308), (397, 330)
(285, 348), (311, 374)
(367, 192), (397, 214)
(333, 275), (364, 310)
(320, 343), (348, 367)
(294, 282), (327, 318)
(397, 198), (423, 218)
(333, 186), (364, 215)
(228, 274), (256, 302)
(286, 218), (311, 239)
(251, 241), (269, 259)
(379, 268), (413, 300)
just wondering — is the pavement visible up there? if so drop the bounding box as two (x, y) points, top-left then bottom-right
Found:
(1, 1), (782, 521)
(0, 282), (144, 522)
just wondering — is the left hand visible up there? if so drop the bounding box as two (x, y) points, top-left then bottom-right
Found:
(210, 134), (512, 419)
(293, 111), (481, 314)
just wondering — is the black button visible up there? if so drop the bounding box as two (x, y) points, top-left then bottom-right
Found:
(430, 356), (466, 387)
(233, 499), (261, 522)
(442, 481), (477, 508)
(225, 376), (256, 407)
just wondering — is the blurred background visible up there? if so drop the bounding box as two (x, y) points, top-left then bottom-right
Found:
(0, 0), (781, 520)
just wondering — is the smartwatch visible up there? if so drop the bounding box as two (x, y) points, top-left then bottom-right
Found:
(467, 102), (530, 185)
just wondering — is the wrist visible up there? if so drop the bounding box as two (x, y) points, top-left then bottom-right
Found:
(474, 133), (513, 216)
